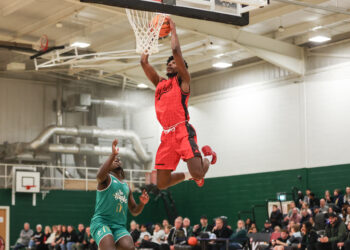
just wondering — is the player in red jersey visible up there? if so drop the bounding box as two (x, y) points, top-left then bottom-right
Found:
(140, 18), (217, 189)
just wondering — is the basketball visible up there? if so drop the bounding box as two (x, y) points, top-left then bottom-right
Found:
(151, 15), (171, 38)
(188, 237), (198, 246)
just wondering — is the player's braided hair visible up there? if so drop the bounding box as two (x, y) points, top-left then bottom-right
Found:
(167, 56), (188, 69)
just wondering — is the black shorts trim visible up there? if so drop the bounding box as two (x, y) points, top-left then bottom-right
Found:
(185, 123), (202, 158)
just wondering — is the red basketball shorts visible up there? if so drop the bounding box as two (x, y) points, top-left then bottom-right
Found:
(155, 122), (202, 171)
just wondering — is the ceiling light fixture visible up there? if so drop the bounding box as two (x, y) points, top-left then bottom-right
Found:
(309, 35), (331, 43)
(70, 37), (91, 48)
(137, 83), (148, 89)
(212, 62), (232, 69)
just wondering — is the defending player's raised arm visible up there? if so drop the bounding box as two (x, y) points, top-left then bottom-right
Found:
(140, 53), (161, 87)
(128, 189), (149, 216)
(96, 139), (119, 187)
(169, 18), (191, 92)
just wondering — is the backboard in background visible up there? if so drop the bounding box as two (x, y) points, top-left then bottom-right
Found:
(81, 0), (269, 26)
(15, 171), (40, 193)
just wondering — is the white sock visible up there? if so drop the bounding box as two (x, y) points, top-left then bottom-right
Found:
(184, 172), (192, 180)
(204, 155), (213, 164)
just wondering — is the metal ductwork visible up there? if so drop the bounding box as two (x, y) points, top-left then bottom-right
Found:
(22, 125), (152, 163)
(91, 99), (139, 110)
(46, 144), (140, 164)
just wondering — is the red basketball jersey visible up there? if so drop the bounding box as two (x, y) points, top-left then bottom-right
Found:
(155, 76), (190, 128)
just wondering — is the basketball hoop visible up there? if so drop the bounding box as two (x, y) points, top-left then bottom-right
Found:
(40, 35), (49, 52)
(25, 185), (36, 191)
(126, 8), (167, 55)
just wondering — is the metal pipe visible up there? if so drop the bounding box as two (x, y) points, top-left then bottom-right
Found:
(91, 99), (139, 110)
(24, 125), (152, 162)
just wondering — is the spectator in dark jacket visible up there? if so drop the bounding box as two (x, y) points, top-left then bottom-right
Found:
(83, 227), (97, 250)
(193, 215), (213, 237)
(72, 224), (84, 250)
(261, 220), (273, 233)
(316, 212), (346, 250)
(66, 226), (78, 250)
(333, 189), (344, 213)
(168, 217), (187, 248)
(300, 209), (311, 224)
(211, 217), (233, 250)
(129, 220), (140, 243)
(299, 222), (318, 250)
(335, 222), (350, 250)
(309, 193), (320, 210)
(313, 206), (326, 231)
(270, 205), (283, 228)
(228, 220), (248, 250)
(14, 222), (34, 250)
(28, 224), (45, 250)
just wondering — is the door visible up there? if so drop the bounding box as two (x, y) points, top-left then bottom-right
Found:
(0, 207), (9, 250)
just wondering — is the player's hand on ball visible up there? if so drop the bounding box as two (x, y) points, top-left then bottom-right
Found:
(112, 139), (119, 155)
(139, 190), (149, 205)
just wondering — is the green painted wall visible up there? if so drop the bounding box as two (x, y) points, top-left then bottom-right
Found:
(1, 163), (350, 245)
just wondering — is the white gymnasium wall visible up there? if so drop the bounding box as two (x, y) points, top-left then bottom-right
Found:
(131, 41), (350, 178)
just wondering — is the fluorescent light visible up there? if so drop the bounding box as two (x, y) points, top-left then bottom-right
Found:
(312, 26), (323, 31)
(137, 83), (148, 89)
(212, 62), (232, 69)
(71, 41), (90, 48)
(309, 35), (331, 43)
(214, 53), (225, 58)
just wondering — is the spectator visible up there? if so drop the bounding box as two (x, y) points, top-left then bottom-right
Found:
(313, 206), (326, 231)
(325, 190), (333, 205)
(162, 225), (172, 244)
(303, 190), (311, 206)
(300, 209), (311, 224)
(228, 220), (248, 250)
(272, 229), (290, 250)
(319, 199), (329, 214)
(193, 215), (213, 236)
(211, 217), (233, 250)
(14, 222), (33, 250)
(152, 223), (165, 245)
(289, 208), (302, 224)
(183, 218), (193, 237)
(245, 218), (253, 229)
(316, 212), (346, 250)
(83, 227), (97, 250)
(286, 224), (302, 249)
(248, 223), (258, 234)
(270, 226), (282, 242)
(309, 193), (320, 209)
(163, 219), (170, 229)
(65, 226), (77, 250)
(28, 224), (44, 250)
(261, 220), (273, 233)
(59, 225), (67, 250)
(336, 222), (350, 250)
(345, 207), (350, 225)
(333, 189), (344, 213)
(287, 202), (300, 218)
(49, 225), (61, 250)
(344, 187), (350, 206)
(44, 226), (56, 249)
(299, 222), (318, 250)
(296, 191), (304, 209)
(301, 203), (312, 215)
(270, 205), (283, 228)
(129, 220), (140, 243)
(136, 224), (152, 247)
(72, 224), (85, 250)
(168, 217), (186, 249)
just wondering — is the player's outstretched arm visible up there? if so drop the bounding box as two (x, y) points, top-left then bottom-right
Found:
(140, 53), (161, 87)
(169, 18), (191, 93)
(128, 189), (149, 216)
(96, 139), (120, 188)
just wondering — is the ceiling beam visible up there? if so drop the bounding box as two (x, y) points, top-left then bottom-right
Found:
(172, 16), (305, 75)
(1, 0), (36, 16)
(249, 0), (328, 25)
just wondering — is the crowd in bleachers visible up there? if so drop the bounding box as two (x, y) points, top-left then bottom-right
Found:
(14, 187), (350, 250)
(13, 224), (97, 250)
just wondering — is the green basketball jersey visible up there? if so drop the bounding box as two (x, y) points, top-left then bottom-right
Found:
(91, 174), (130, 226)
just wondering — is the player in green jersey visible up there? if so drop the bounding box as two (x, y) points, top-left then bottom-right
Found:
(90, 139), (149, 250)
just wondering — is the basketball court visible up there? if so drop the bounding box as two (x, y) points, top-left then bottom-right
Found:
(1, 0), (350, 249)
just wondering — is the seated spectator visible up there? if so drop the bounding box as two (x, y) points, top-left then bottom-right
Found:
(162, 225), (172, 244)
(287, 202), (299, 217)
(129, 220), (140, 243)
(300, 209), (311, 224)
(136, 224), (152, 247)
(299, 222), (318, 250)
(163, 219), (170, 229)
(344, 187), (350, 206)
(228, 220), (248, 250)
(72, 224), (85, 250)
(83, 227), (97, 250)
(301, 203), (312, 215)
(248, 223), (258, 234)
(183, 218), (193, 237)
(44, 226), (56, 249)
(333, 189), (344, 213)
(296, 191), (304, 209)
(289, 208), (302, 224)
(211, 217), (233, 250)
(304, 190), (311, 206)
(152, 223), (165, 245)
(272, 229), (290, 250)
(345, 207), (350, 225)
(270, 226), (282, 242)
(65, 225), (78, 250)
(48, 225), (61, 250)
(168, 217), (186, 250)
(313, 206), (326, 231)
(245, 218), (253, 229)
(324, 190), (333, 205)
(336, 222), (350, 250)
(59, 225), (67, 250)
(28, 224), (44, 250)
(285, 224), (302, 249)
(316, 212), (346, 250)
(309, 193), (320, 210)
(193, 215), (213, 236)
(319, 199), (329, 214)
(261, 220), (273, 233)
(270, 205), (283, 228)
(139, 223), (163, 250)
(14, 222), (33, 250)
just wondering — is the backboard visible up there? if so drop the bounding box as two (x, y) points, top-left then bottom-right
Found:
(15, 171), (40, 193)
(81, 0), (269, 26)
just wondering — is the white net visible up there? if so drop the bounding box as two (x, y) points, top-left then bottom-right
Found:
(126, 9), (167, 55)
